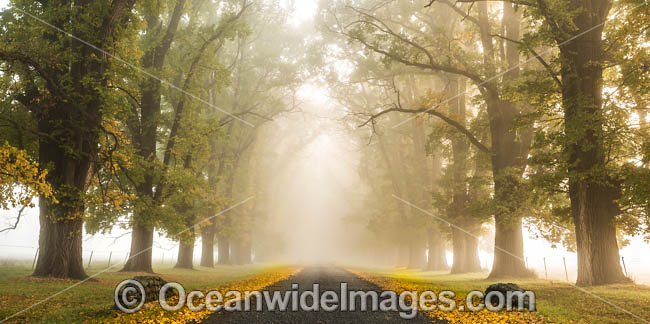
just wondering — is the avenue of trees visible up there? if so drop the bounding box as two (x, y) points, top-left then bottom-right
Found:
(0, 0), (305, 278)
(320, 0), (649, 286)
(0, 0), (648, 287)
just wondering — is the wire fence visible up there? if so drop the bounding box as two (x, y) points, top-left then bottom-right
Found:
(0, 244), (183, 270)
(480, 254), (646, 284)
(1, 244), (646, 284)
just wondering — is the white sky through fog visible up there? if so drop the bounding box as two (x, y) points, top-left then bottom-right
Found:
(0, 0), (649, 285)
(283, 0), (318, 26)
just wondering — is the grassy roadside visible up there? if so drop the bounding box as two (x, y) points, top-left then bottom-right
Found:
(351, 268), (650, 324)
(0, 263), (295, 324)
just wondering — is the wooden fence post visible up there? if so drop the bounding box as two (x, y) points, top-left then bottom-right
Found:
(543, 257), (548, 279)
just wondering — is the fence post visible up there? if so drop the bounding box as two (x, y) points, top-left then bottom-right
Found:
(32, 248), (39, 270)
(622, 257), (628, 277)
(87, 250), (94, 269)
(543, 257), (548, 279)
(107, 251), (113, 268)
(563, 257), (569, 282)
(124, 252), (129, 264)
(162, 253), (165, 265)
(525, 257), (529, 268)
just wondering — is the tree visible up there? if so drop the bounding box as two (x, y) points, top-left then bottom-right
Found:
(0, 0), (137, 279)
(81, 0), (252, 272)
(161, 1), (251, 269)
(120, 0), (188, 274)
(0, 142), (54, 233)
(522, 0), (649, 285)
(552, 0), (627, 286)
(199, 2), (305, 266)
(327, 0), (535, 277)
(322, 57), (452, 267)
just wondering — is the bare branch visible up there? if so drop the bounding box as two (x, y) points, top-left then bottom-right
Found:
(340, 13), (488, 87)
(0, 205), (27, 233)
(108, 231), (132, 246)
(455, 0), (536, 6)
(437, 0), (479, 25)
(489, 33), (562, 87)
(359, 106), (490, 153)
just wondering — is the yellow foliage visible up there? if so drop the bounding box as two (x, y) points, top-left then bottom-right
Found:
(415, 89), (450, 112)
(0, 142), (55, 210)
(95, 267), (301, 324)
(350, 269), (552, 324)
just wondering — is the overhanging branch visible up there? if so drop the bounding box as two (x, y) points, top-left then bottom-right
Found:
(489, 33), (562, 87)
(359, 106), (491, 153)
(0, 205), (27, 233)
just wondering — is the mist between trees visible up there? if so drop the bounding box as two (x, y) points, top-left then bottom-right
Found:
(0, 0), (649, 288)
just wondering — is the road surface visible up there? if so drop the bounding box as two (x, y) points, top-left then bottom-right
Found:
(200, 266), (447, 324)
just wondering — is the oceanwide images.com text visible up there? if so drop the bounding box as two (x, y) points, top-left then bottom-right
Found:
(115, 280), (536, 319)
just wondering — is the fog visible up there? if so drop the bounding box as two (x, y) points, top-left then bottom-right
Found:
(1, 0), (649, 288)
(249, 84), (369, 264)
(2, 82), (649, 284)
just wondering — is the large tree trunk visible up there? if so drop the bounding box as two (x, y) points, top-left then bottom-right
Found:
(121, 223), (154, 273)
(175, 208), (196, 270)
(427, 126), (449, 272)
(557, 0), (627, 286)
(450, 225), (482, 273)
(493, 3), (533, 277)
(485, 92), (532, 279)
(448, 75), (470, 275)
(173, 156), (199, 270)
(489, 173), (530, 278)
(175, 238), (195, 269)
(462, 230), (481, 272)
(427, 227), (448, 270)
(570, 181), (627, 285)
(30, 0), (136, 279)
(123, 0), (186, 273)
(200, 224), (215, 267)
(475, 1), (534, 279)
(450, 228), (467, 273)
(491, 220), (526, 277)
(407, 234), (427, 269)
(446, 75), (482, 274)
(33, 199), (87, 279)
(217, 234), (231, 265)
(122, 70), (160, 273)
(33, 110), (94, 279)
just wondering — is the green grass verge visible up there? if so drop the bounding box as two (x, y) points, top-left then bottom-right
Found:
(0, 262), (279, 324)
(354, 267), (650, 324)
